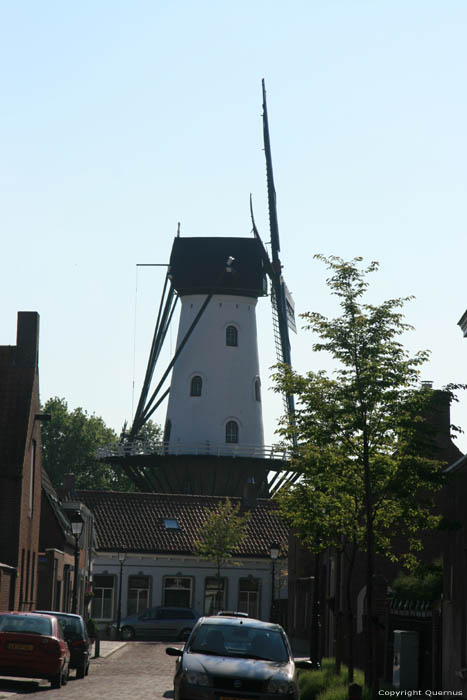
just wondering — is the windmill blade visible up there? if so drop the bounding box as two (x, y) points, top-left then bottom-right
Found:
(261, 79), (296, 423)
(262, 79), (281, 258)
(129, 271), (178, 440)
(250, 194), (274, 279)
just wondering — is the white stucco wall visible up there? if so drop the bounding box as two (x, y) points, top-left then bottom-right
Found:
(165, 294), (264, 449)
(91, 553), (287, 624)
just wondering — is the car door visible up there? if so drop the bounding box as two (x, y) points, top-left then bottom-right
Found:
(136, 608), (160, 638)
(154, 608), (175, 638)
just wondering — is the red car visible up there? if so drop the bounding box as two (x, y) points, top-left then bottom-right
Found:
(0, 612), (70, 688)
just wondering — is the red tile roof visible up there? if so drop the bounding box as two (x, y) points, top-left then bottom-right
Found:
(76, 490), (288, 558)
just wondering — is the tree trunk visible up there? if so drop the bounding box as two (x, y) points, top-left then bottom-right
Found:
(216, 563), (221, 613)
(335, 548), (343, 675)
(363, 441), (376, 697)
(346, 542), (357, 683)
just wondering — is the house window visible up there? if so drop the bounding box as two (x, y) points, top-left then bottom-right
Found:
(163, 576), (193, 607)
(92, 575), (115, 620)
(238, 577), (261, 618)
(190, 375), (202, 397)
(226, 325), (238, 347)
(127, 576), (150, 616)
(204, 577), (227, 615)
(163, 518), (180, 530)
(255, 377), (261, 402)
(225, 420), (239, 444)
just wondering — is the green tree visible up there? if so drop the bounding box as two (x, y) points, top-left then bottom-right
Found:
(41, 397), (135, 491)
(273, 256), (446, 693)
(194, 498), (250, 612)
(121, 418), (163, 452)
(391, 559), (443, 603)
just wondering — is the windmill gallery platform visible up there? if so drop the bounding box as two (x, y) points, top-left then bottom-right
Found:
(97, 441), (291, 497)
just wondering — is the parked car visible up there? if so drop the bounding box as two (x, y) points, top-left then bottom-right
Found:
(166, 616), (310, 700)
(0, 612), (70, 689)
(35, 610), (90, 678)
(116, 606), (199, 641)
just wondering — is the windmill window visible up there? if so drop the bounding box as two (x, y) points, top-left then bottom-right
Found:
(225, 420), (239, 444)
(255, 378), (261, 402)
(190, 375), (202, 397)
(226, 325), (238, 347)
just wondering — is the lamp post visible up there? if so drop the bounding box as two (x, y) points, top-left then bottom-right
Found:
(116, 552), (127, 639)
(270, 542), (280, 622)
(70, 510), (84, 614)
(310, 550), (322, 669)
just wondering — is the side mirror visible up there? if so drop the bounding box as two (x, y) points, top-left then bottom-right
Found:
(295, 660), (314, 670)
(166, 647), (183, 657)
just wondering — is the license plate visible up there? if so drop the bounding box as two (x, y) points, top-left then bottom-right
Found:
(6, 642), (34, 651)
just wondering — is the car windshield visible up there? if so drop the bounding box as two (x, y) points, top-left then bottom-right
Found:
(54, 616), (82, 637)
(0, 615), (52, 636)
(36, 612), (82, 637)
(189, 624), (289, 662)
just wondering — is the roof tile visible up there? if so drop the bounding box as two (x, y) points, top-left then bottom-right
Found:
(76, 490), (288, 557)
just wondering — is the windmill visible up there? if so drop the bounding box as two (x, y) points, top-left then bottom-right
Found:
(99, 81), (297, 496)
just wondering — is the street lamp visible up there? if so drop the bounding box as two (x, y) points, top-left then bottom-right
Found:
(270, 542), (280, 622)
(70, 510), (84, 614)
(310, 551), (322, 669)
(116, 552), (127, 639)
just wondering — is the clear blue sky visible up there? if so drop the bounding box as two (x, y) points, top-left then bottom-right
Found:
(2, 1), (466, 452)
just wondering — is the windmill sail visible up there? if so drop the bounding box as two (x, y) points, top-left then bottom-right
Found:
(262, 79), (295, 420)
(284, 282), (297, 334)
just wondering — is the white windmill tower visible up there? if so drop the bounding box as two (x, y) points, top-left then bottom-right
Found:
(164, 237), (266, 453)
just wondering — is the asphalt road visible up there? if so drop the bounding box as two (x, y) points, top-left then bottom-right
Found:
(0, 641), (182, 699)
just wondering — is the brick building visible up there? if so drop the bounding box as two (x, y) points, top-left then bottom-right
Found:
(0, 312), (44, 610)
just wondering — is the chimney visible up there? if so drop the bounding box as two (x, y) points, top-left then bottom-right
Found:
(242, 475), (258, 510)
(423, 389), (463, 464)
(16, 312), (40, 368)
(62, 474), (77, 501)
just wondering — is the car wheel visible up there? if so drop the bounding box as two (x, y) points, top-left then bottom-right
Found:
(50, 668), (63, 689)
(62, 664), (69, 685)
(121, 625), (135, 641)
(76, 660), (87, 679)
(179, 628), (191, 641)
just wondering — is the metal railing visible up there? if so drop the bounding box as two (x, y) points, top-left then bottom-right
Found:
(96, 441), (291, 461)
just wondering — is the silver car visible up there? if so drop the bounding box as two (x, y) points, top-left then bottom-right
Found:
(118, 606), (199, 641)
(166, 616), (309, 700)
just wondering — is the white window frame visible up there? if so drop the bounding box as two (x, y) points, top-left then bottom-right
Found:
(92, 575), (116, 620)
(225, 420), (239, 444)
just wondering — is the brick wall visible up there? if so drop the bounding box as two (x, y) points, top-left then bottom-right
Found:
(0, 312), (43, 611)
(0, 565), (16, 610)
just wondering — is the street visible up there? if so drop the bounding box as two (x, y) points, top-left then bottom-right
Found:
(0, 641), (181, 699)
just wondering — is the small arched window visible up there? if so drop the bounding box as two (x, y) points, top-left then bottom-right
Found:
(226, 325), (238, 347)
(255, 378), (261, 402)
(190, 375), (202, 397)
(225, 420), (239, 444)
